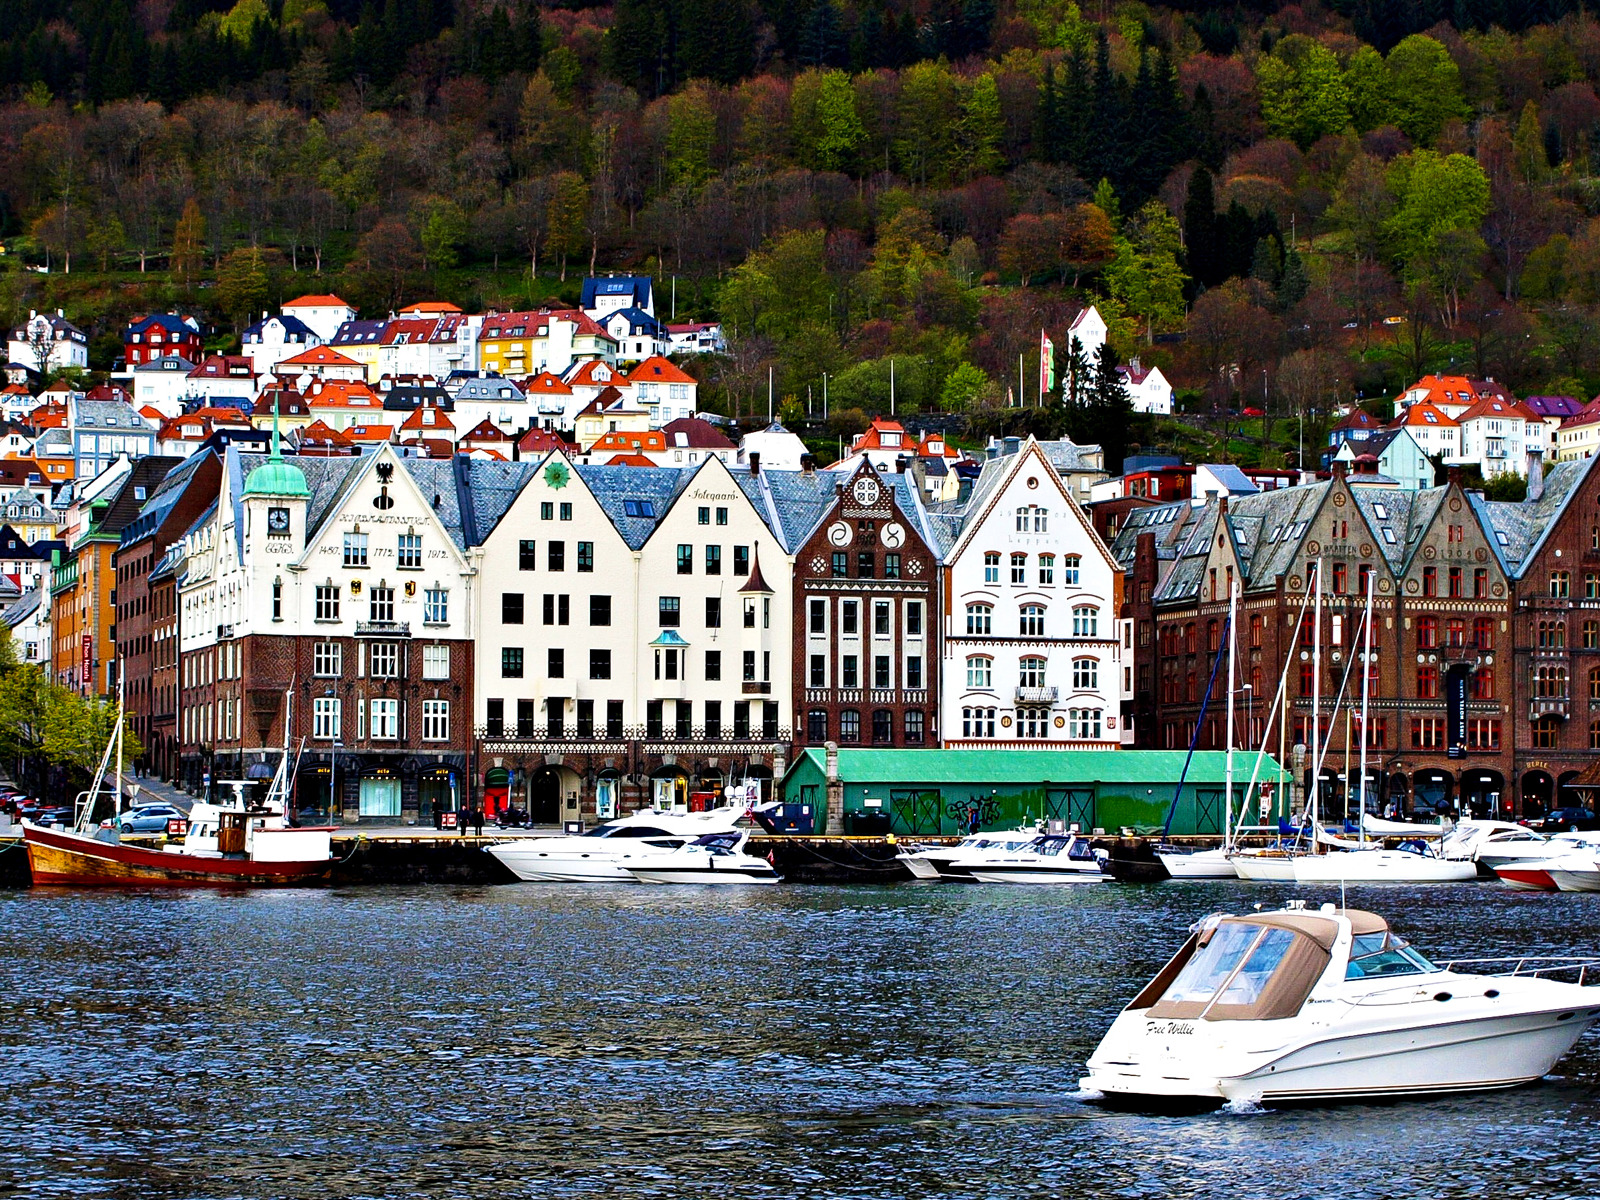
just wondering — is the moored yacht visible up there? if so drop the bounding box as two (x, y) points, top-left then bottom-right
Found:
(625, 831), (780, 885)
(897, 827), (1046, 881)
(486, 806), (747, 882)
(1082, 901), (1600, 1105)
(1290, 843), (1478, 883)
(960, 834), (1105, 884)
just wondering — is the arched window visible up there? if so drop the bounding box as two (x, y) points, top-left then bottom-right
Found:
(1038, 554), (1055, 585)
(1019, 656), (1047, 687)
(1019, 604), (1046, 636)
(1073, 657), (1098, 689)
(1588, 667), (1600, 700)
(1473, 617), (1494, 650)
(1586, 621), (1599, 650)
(1074, 606), (1100, 638)
(1534, 666), (1568, 697)
(1063, 554), (1081, 585)
(1207, 620), (1220, 653)
(966, 604), (993, 635)
(966, 656), (993, 689)
(1010, 553), (1027, 583)
(1185, 622), (1196, 652)
(1551, 571), (1571, 598)
(1015, 506), (1029, 532)
(1416, 616), (1438, 649)
(983, 552), (1000, 583)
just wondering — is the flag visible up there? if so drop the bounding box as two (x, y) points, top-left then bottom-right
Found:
(1039, 330), (1055, 400)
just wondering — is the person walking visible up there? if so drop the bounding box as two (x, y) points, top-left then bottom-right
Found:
(458, 805), (471, 836)
(472, 805), (485, 836)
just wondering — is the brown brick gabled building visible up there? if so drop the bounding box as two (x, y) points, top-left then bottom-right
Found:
(793, 463), (940, 750)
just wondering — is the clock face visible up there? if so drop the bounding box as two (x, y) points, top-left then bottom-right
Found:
(882, 522), (905, 549)
(852, 477), (881, 507)
(267, 507), (290, 534)
(827, 521), (853, 547)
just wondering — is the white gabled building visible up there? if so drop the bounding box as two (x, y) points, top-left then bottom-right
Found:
(241, 313), (322, 377)
(281, 295), (358, 343)
(934, 437), (1126, 750)
(1117, 358), (1174, 415)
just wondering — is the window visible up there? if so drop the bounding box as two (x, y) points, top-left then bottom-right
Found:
(1448, 566), (1462, 598)
(698, 506), (710, 525)
(904, 710), (925, 744)
(1411, 717), (1443, 749)
(272, 578), (282, 620)
(1333, 563), (1347, 594)
(659, 597), (680, 627)
(1073, 658), (1097, 689)
(705, 597), (721, 628)
(559, 502), (572, 521)
(1475, 568), (1489, 599)
(622, 499), (656, 518)
(743, 599), (757, 628)
(422, 644), (449, 680)
(1039, 554), (1055, 585)
(584, 648), (610, 680)
(1538, 620), (1566, 649)
(547, 648), (564, 678)
(677, 544), (693, 574)
(907, 655), (923, 688)
(1535, 665), (1568, 697)
(874, 600), (891, 636)
(1019, 656), (1047, 687)
(857, 551), (875, 579)
(716, 507), (728, 526)
(370, 698), (398, 740)
(370, 642), (399, 678)
(486, 699), (504, 738)
(1467, 719), (1501, 751)
(706, 545), (721, 575)
(1010, 553), (1027, 584)
(831, 551), (848, 578)
(1473, 617), (1494, 650)
(1532, 716), (1559, 749)
(841, 654), (859, 687)
(314, 642), (342, 677)
(870, 654), (889, 687)
(541, 502), (554, 520)
(841, 601), (859, 636)
(810, 654), (826, 686)
(1416, 665), (1438, 699)
(315, 585), (339, 621)
(1417, 616), (1437, 649)
(369, 586), (394, 623)
(966, 604), (992, 635)
(1552, 571), (1571, 598)
(519, 539), (537, 570)
(398, 533), (422, 569)
(423, 588), (448, 624)
(742, 651), (757, 682)
(984, 553), (1000, 584)
(502, 647), (524, 678)
(1072, 606), (1099, 637)
(884, 553), (901, 579)
(906, 602), (923, 637)
(1586, 621), (1600, 650)
(548, 541), (565, 571)
(839, 709), (861, 743)
(1471, 667), (1495, 700)
(313, 698), (341, 740)
(1020, 604), (1045, 636)
(809, 599), (826, 634)
(422, 700), (449, 742)
(591, 595), (612, 626)
(705, 650), (721, 680)
(962, 707), (996, 737)
(703, 701), (721, 738)
(1018, 708), (1049, 738)
(502, 593), (524, 624)
(808, 710), (828, 742)
(967, 656), (993, 689)
(342, 532), (368, 568)
(1068, 708), (1102, 739)
(576, 542), (593, 572)
(871, 709), (892, 744)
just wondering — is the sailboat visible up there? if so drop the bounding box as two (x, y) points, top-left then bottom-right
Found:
(24, 682), (336, 887)
(1290, 580), (1476, 884)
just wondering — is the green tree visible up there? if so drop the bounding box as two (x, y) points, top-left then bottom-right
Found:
(1513, 101), (1548, 185)
(1344, 45), (1394, 133)
(666, 85), (717, 189)
(170, 198), (205, 287)
(544, 172), (590, 281)
(1385, 150), (1490, 271)
(86, 214), (126, 273)
(216, 246), (270, 329)
(1256, 35), (1351, 150)
(940, 361), (990, 411)
(418, 197), (467, 272)
(811, 70), (865, 173)
(953, 72), (1003, 181)
(893, 60), (959, 186)
(1105, 200), (1188, 343)
(1385, 35), (1467, 147)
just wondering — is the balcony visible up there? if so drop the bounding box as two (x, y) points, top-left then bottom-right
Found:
(1015, 686), (1059, 705)
(1529, 697), (1570, 720)
(355, 620), (411, 638)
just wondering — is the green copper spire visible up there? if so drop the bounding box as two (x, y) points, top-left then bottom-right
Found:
(242, 390), (311, 499)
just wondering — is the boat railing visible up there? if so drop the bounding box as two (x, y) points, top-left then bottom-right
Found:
(1439, 956), (1600, 986)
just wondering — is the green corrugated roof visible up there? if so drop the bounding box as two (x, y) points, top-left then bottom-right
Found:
(788, 748), (1275, 784)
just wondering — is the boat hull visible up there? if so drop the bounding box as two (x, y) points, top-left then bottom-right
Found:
(1085, 1005), (1600, 1105)
(23, 823), (331, 888)
(1157, 849), (1237, 879)
(896, 852), (948, 880)
(1550, 867), (1600, 893)
(967, 866), (1102, 884)
(1291, 851), (1478, 884)
(1495, 864), (1558, 891)
(627, 864), (779, 885)
(1231, 853), (1299, 880)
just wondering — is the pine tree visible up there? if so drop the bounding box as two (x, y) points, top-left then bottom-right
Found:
(1277, 247), (1309, 311)
(1060, 43), (1091, 171)
(1183, 165), (1219, 290)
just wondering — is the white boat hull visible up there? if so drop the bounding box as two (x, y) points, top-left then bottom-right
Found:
(1231, 853), (1299, 880)
(487, 844), (675, 882)
(1291, 851), (1478, 884)
(968, 865), (1103, 884)
(627, 864), (779, 885)
(1086, 1005), (1599, 1104)
(1157, 848), (1237, 879)
(1550, 866), (1600, 893)
(896, 852), (947, 880)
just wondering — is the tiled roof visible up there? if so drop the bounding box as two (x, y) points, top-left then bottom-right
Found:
(660, 417), (734, 449)
(279, 345), (362, 368)
(283, 294), (352, 308)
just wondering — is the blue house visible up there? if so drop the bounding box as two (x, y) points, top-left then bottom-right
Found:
(581, 275), (654, 320)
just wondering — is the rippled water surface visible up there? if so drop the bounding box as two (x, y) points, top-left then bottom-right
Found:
(2, 879), (1598, 1200)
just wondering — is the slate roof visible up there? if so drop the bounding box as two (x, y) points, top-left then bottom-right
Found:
(329, 319), (387, 347)
(242, 314), (314, 340)
(1472, 455), (1600, 576)
(574, 464), (697, 549)
(119, 451), (214, 548)
(581, 276), (652, 311)
(1, 584), (43, 628)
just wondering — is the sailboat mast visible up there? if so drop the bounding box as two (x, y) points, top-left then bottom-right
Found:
(1357, 575), (1374, 838)
(1310, 560), (1322, 831)
(1224, 578), (1238, 850)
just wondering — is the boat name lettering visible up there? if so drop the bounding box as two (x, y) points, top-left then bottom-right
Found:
(1150, 1021), (1193, 1035)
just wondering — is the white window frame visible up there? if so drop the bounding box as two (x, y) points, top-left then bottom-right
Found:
(422, 644), (449, 680)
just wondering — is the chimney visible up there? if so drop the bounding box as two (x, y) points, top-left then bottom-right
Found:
(1003, 436), (1020, 456)
(801, 453), (816, 473)
(1330, 461), (1347, 480)
(748, 452), (760, 477)
(1447, 465), (1462, 487)
(1130, 357), (1141, 374)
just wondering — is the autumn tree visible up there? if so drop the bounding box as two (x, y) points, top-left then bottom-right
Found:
(170, 198), (205, 287)
(544, 172), (590, 282)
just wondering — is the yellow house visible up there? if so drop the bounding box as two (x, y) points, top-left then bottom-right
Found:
(326, 319), (386, 381)
(479, 309), (615, 377)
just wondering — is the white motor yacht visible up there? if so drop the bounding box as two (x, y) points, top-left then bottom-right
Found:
(961, 834), (1105, 884)
(626, 831), (780, 885)
(1442, 821), (1550, 870)
(1082, 901), (1600, 1105)
(1496, 849), (1600, 892)
(897, 827), (1046, 881)
(486, 807), (747, 882)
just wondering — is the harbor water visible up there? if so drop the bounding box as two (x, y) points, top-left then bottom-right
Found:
(2, 880), (1598, 1199)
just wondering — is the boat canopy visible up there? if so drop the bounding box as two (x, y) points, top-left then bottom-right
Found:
(1140, 911), (1386, 1023)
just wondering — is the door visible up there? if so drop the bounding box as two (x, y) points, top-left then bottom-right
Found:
(359, 777), (401, 818)
(1046, 787), (1095, 831)
(529, 768), (562, 825)
(596, 778), (618, 820)
(890, 789), (943, 834)
(1193, 788), (1223, 836)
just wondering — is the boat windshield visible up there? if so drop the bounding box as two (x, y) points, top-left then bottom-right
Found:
(690, 832), (742, 854)
(1344, 933), (1437, 980)
(1147, 918), (1332, 1022)
(587, 825), (674, 838)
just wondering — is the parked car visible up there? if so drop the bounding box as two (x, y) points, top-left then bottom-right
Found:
(1527, 807), (1599, 832)
(20, 805), (73, 826)
(118, 804), (186, 834)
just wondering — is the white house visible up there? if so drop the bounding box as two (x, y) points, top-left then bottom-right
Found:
(8, 310), (88, 372)
(1456, 397), (1541, 478)
(628, 356), (698, 426)
(937, 437), (1126, 750)
(581, 276), (653, 320)
(280, 295), (358, 343)
(595, 308), (667, 363)
(451, 376), (530, 439)
(131, 355), (200, 418)
(1066, 305), (1107, 364)
(1, 585), (48, 666)
(241, 313), (321, 377)
(737, 421), (809, 472)
(378, 313), (481, 380)
(666, 321), (726, 356)
(1117, 358), (1174, 415)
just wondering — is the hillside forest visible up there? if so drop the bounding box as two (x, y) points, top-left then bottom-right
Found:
(7, 1), (1600, 467)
